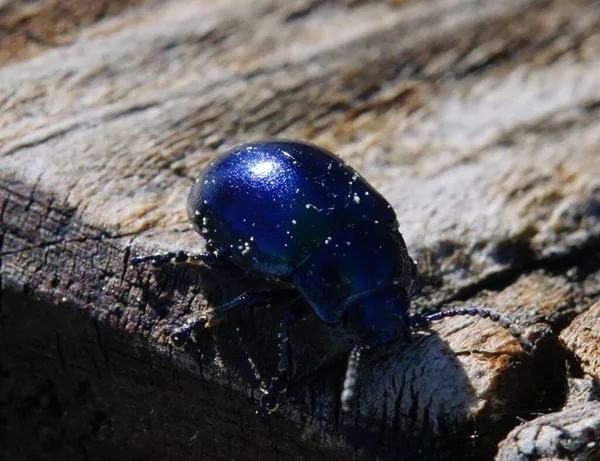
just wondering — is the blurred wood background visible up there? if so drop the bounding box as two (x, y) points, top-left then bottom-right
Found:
(1, 0), (599, 460)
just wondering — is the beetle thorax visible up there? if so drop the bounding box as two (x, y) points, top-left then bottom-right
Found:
(291, 221), (414, 339)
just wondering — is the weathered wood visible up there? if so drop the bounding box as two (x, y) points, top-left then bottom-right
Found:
(1, 0), (600, 460)
(560, 301), (600, 382)
(0, 0), (147, 66)
(497, 386), (600, 461)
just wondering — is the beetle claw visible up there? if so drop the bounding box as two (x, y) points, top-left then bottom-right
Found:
(256, 376), (288, 421)
(170, 317), (209, 349)
(170, 329), (190, 349)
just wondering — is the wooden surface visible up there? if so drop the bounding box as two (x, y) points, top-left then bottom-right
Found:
(561, 300), (600, 381)
(497, 377), (600, 461)
(1, 0), (600, 460)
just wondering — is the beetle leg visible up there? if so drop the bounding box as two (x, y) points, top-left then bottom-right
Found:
(170, 318), (208, 349)
(170, 289), (295, 349)
(255, 299), (306, 420)
(409, 307), (534, 353)
(277, 299), (306, 378)
(131, 250), (220, 269)
(256, 376), (287, 420)
(205, 289), (295, 327)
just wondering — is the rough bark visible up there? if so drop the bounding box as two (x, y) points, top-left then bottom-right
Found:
(560, 301), (600, 382)
(497, 403), (600, 461)
(497, 376), (600, 461)
(1, 0), (600, 460)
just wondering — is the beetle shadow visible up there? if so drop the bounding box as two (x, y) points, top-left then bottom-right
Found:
(286, 325), (559, 461)
(128, 263), (560, 460)
(344, 333), (495, 460)
(129, 255), (369, 419)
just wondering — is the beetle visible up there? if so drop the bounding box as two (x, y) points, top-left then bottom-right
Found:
(132, 140), (533, 418)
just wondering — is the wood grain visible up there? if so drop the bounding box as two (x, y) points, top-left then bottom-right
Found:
(497, 399), (600, 461)
(561, 301), (600, 382)
(2, 0), (600, 460)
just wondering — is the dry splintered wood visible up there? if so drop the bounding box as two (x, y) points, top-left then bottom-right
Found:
(560, 301), (600, 383)
(496, 401), (600, 461)
(2, 0), (600, 460)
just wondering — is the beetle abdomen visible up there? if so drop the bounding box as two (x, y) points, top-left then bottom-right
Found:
(188, 141), (397, 277)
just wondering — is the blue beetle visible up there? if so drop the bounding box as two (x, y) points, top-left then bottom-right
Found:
(133, 140), (533, 417)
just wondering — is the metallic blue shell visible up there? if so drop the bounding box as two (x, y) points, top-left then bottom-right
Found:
(188, 140), (398, 277)
(292, 221), (413, 328)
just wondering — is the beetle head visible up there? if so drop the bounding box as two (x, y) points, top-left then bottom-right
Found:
(343, 286), (412, 345)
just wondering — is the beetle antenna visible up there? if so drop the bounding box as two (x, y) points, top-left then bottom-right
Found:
(409, 307), (534, 353)
(341, 344), (369, 411)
